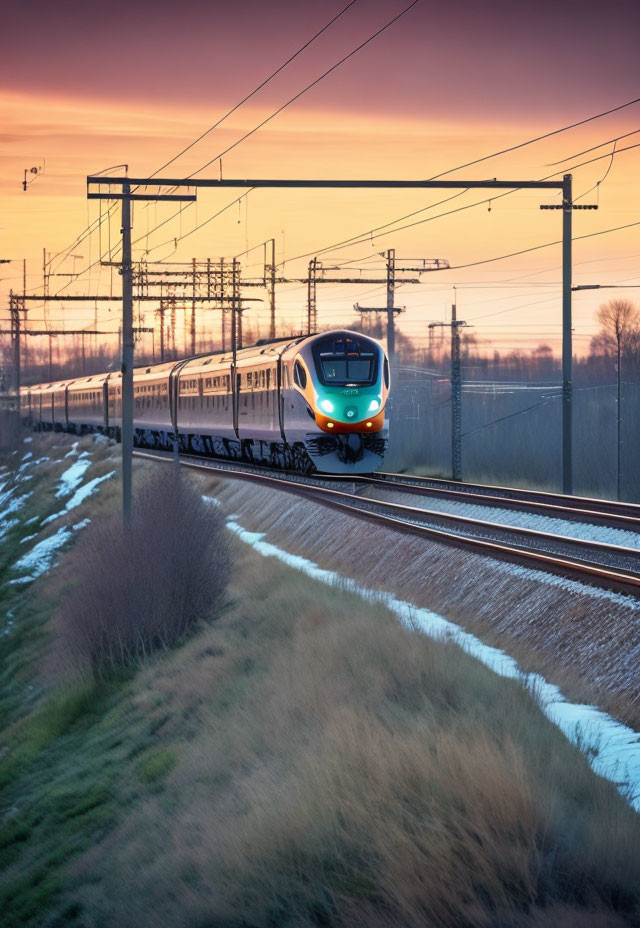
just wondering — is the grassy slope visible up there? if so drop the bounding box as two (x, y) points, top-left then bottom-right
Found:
(0, 445), (639, 927)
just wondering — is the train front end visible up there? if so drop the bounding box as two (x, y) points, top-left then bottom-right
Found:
(294, 331), (390, 473)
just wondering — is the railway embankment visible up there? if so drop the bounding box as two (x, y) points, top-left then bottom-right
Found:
(2, 431), (640, 927)
(207, 475), (640, 732)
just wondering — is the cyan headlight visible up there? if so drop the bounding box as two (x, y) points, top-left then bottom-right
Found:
(319, 399), (334, 413)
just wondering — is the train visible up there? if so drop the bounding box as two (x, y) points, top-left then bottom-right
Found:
(20, 330), (390, 474)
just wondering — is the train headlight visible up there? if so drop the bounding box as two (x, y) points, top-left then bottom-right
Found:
(320, 399), (334, 413)
(368, 398), (381, 411)
(327, 421), (334, 428)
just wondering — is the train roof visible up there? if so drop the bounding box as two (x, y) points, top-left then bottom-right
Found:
(23, 330), (384, 392)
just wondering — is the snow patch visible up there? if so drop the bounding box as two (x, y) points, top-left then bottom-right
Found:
(42, 471), (115, 525)
(226, 516), (640, 813)
(23, 436), (33, 444)
(0, 491), (33, 539)
(55, 459), (91, 498)
(17, 454), (49, 474)
(10, 519), (90, 583)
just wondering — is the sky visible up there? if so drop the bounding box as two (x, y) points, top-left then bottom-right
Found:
(1, 0), (639, 358)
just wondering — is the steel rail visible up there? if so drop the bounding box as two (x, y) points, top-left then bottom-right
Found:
(134, 450), (640, 597)
(364, 472), (640, 530)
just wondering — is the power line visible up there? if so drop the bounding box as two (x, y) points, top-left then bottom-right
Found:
(125, 0), (423, 257)
(149, 0), (360, 179)
(189, 0), (420, 178)
(283, 104), (640, 265)
(47, 1), (362, 289)
(425, 96), (640, 180)
(445, 219), (640, 273)
(547, 128), (640, 164)
(72, 0), (421, 281)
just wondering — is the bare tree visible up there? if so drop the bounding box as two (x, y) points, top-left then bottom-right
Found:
(596, 299), (639, 350)
(595, 299), (639, 499)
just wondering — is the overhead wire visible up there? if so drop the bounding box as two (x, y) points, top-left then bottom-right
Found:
(547, 128), (640, 164)
(188, 0), (421, 179)
(46, 0), (364, 292)
(148, 0), (360, 180)
(122, 0), (423, 260)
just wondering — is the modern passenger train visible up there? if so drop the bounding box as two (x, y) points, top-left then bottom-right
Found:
(20, 330), (390, 474)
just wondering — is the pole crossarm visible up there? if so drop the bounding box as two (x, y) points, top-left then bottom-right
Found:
(0, 329), (118, 336)
(87, 176), (565, 191)
(20, 294), (262, 303)
(87, 193), (197, 202)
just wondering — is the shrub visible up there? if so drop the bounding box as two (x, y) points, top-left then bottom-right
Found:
(58, 467), (232, 677)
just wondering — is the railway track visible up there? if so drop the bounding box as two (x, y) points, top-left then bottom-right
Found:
(346, 472), (640, 532)
(134, 450), (640, 598)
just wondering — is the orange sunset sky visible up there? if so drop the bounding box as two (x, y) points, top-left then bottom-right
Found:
(1, 0), (639, 359)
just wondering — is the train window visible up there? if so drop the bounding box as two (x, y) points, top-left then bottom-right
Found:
(293, 361), (307, 388)
(347, 359), (371, 380)
(313, 335), (377, 386)
(247, 371), (252, 388)
(321, 359), (347, 381)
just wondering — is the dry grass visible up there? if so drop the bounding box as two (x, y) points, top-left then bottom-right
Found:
(61, 540), (640, 928)
(212, 478), (640, 731)
(56, 467), (231, 678)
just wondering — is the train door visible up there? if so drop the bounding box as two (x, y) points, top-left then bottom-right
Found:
(168, 358), (190, 442)
(103, 378), (110, 431)
(277, 355), (286, 441)
(232, 364), (239, 437)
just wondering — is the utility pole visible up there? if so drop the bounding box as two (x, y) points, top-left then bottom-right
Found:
(121, 181), (134, 524)
(386, 248), (396, 362)
(9, 291), (20, 412)
(429, 307), (468, 482)
(562, 174), (573, 495)
(307, 257), (318, 334)
(450, 304), (462, 482)
(157, 301), (166, 362)
(22, 260), (29, 376)
(268, 238), (276, 339)
(220, 258), (227, 351)
(233, 258), (242, 350)
(617, 329), (622, 501)
(191, 257), (197, 355)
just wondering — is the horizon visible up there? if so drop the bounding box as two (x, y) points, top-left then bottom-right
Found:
(1, 0), (639, 362)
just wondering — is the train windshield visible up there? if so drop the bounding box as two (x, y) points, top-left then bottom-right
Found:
(313, 335), (377, 386)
